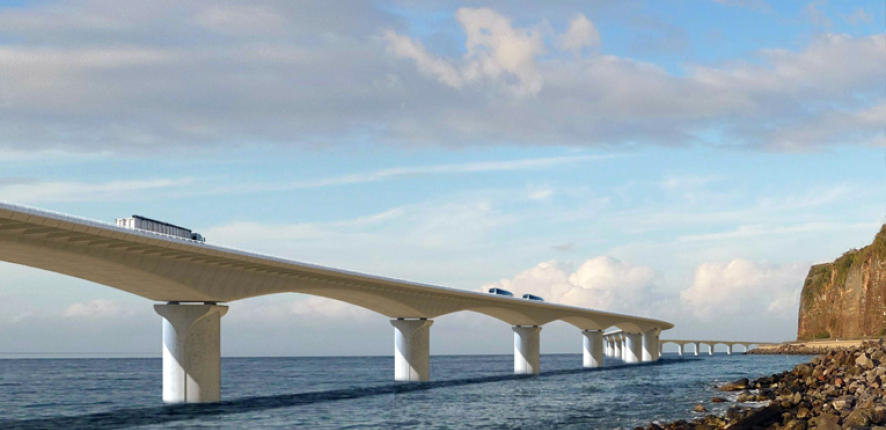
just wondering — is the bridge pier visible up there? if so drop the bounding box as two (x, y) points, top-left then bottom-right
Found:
(709, 344), (714, 356)
(513, 326), (541, 374)
(642, 328), (660, 362)
(727, 344), (733, 355)
(678, 343), (684, 358)
(582, 330), (603, 368)
(623, 332), (642, 364)
(391, 319), (433, 381)
(613, 335), (623, 360)
(154, 302), (228, 404)
(694, 342), (700, 356)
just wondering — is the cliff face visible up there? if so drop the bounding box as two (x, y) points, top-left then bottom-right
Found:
(798, 223), (886, 340)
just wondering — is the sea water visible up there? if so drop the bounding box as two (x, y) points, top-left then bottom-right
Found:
(0, 353), (810, 429)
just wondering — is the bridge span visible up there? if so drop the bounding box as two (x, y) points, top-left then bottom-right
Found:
(603, 330), (772, 363)
(602, 331), (774, 359)
(659, 339), (776, 356)
(0, 202), (673, 403)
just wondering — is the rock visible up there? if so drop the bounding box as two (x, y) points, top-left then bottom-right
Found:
(810, 415), (841, 430)
(794, 364), (814, 377)
(710, 397), (726, 403)
(726, 404), (782, 430)
(692, 404), (707, 413)
(719, 378), (749, 391)
(832, 395), (855, 410)
(856, 353), (875, 369)
(843, 408), (875, 427)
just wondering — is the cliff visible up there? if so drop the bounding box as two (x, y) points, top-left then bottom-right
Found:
(797, 223), (886, 340)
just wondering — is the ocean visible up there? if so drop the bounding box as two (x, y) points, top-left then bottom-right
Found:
(0, 353), (810, 429)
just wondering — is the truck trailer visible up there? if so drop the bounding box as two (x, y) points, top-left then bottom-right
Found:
(115, 215), (205, 242)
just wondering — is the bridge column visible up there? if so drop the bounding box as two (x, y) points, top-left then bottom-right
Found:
(513, 326), (541, 374)
(642, 328), (660, 362)
(727, 344), (733, 355)
(390, 318), (433, 381)
(623, 332), (642, 364)
(678, 343), (684, 358)
(694, 342), (700, 356)
(612, 335), (623, 360)
(154, 302), (228, 404)
(582, 330), (603, 368)
(709, 344), (714, 356)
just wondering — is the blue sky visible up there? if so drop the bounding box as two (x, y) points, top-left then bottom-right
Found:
(0, 0), (883, 357)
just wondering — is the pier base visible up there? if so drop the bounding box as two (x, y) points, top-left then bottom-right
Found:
(391, 319), (433, 381)
(624, 332), (642, 364)
(154, 303), (228, 404)
(642, 328), (660, 362)
(514, 326), (541, 374)
(582, 330), (603, 368)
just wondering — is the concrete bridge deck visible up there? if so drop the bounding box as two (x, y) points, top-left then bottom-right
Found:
(0, 201), (674, 403)
(600, 331), (775, 359)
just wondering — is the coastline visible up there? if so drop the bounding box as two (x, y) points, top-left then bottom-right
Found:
(640, 340), (886, 430)
(747, 338), (882, 356)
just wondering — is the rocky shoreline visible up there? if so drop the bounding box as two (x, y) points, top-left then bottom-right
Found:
(747, 343), (867, 356)
(637, 340), (886, 430)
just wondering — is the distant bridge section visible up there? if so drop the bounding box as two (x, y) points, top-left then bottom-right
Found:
(660, 339), (777, 356)
(0, 201), (673, 403)
(602, 332), (774, 359)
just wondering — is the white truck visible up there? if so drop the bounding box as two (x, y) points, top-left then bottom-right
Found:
(115, 215), (205, 242)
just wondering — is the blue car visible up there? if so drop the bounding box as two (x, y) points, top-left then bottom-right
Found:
(522, 294), (544, 301)
(488, 288), (514, 297)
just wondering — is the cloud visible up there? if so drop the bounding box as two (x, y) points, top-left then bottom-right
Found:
(556, 14), (600, 55)
(710, 0), (770, 9)
(227, 154), (611, 193)
(680, 259), (808, 320)
(0, 3), (881, 153)
(803, 0), (832, 28)
(386, 7), (546, 96)
(843, 7), (873, 25)
(482, 256), (664, 314)
(62, 299), (139, 318)
(0, 178), (191, 203)
(527, 188), (554, 201)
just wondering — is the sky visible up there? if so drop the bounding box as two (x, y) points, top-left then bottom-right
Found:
(0, 0), (883, 357)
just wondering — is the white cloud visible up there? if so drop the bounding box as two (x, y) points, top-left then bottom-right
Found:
(0, 3), (880, 152)
(528, 188), (553, 201)
(680, 259), (808, 320)
(557, 14), (601, 54)
(803, 0), (832, 28)
(710, 0), (770, 10)
(843, 7), (873, 25)
(386, 7), (546, 96)
(226, 154), (612, 193)
(62, 299), (138, 318)
(0, 178), (192, 203)
(482, 256), (663, 314)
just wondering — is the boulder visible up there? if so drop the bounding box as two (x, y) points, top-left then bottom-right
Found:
(719, 378), (749, 391)
(843, 408), (875, 427)
(856, 353), (875, 369)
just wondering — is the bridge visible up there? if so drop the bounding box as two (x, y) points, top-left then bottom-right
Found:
(0, 202), (673, 404)
(601, 331), (773, 359)
(659, 339), (775, 356)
